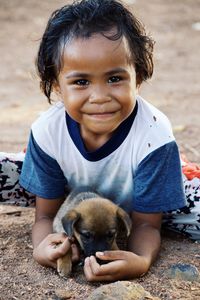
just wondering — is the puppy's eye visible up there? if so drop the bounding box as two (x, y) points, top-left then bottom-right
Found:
(81, 231), (93, 239)
(106, 230), (116, 239)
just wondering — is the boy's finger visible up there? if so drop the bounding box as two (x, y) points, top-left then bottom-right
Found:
(48, 232), (67, 243)
(96, 250), (126, 261)
(49, 233), (75, 244)
(89, 256), (118, 276)
(84, 257), (94, 278)
(51, 238), (72, 258)
(48, 260), (57, 269)
(84, 257), (113, 281)
(71, 244), (80, 262)
(88, 256), (102, 275)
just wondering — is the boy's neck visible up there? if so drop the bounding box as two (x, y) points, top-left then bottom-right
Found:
(80, 129), (113, 152)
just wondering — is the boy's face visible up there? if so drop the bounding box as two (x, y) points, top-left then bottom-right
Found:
(56, 34), (138, 150)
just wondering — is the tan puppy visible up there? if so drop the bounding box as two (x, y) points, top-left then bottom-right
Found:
(53, 189), (132, 277)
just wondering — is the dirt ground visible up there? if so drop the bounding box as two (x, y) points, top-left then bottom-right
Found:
(0, 0), (200, 299)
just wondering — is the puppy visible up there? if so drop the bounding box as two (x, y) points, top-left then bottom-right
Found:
(53, 189), (132, 277)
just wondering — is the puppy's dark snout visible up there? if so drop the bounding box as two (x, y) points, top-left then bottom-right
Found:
(96, 256), (110, 265)
(84, 244), (109, 259)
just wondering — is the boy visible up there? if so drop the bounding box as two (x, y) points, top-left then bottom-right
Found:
(19, 0), (185, 281)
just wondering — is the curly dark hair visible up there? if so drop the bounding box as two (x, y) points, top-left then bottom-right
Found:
(36, 0), (155, 103)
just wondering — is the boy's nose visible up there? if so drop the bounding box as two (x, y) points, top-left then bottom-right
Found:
(89, 86), (111, 104)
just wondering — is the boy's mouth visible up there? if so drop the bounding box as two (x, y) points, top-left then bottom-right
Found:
(85, 111), (118, 119)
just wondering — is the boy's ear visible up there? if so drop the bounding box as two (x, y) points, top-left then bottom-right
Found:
(136, 84), (140, 93)
(136, 73), (142, 89)
(61, 210), (81, 238)
(53, 82), (62, 98)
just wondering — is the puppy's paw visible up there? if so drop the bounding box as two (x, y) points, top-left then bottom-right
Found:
(57, 255), (72, 278)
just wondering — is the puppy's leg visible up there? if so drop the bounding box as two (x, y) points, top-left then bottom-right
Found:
(57, 248), (72, 277)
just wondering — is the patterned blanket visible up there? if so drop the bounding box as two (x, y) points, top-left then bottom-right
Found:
(0, 151), (200, 240)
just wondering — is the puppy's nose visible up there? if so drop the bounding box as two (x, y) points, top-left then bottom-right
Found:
(85, 250), (96, 257)
(96, 257), (110, 265)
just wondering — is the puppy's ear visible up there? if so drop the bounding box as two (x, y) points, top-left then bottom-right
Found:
(61, 209), (80, 238)
(117, 208), (132, 236)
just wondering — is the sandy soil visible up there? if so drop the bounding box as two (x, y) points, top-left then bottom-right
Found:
(0, 0), (200, 299)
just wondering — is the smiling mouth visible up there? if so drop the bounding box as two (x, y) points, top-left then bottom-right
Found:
(86, 111), (118, 119)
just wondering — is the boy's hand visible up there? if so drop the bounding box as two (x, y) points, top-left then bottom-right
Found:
(33, 233), (79, 268)
(84, 250), (149, 282)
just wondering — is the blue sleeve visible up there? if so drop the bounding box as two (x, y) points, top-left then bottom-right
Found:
(133, 141), (186, 213)
(19, 132), (67, 199)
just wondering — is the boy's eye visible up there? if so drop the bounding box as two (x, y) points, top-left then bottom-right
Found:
(108, 76), (122, 83)
(74, 79), (89, 86)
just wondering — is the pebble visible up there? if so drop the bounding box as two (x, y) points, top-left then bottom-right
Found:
(87, 281), (160, 300)
(166, 263), (200, 282)
(192, 22), (200, 31)
(54, 288), (72, 300)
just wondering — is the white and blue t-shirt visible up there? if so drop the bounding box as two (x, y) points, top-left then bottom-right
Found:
(19, 96), (186, 213)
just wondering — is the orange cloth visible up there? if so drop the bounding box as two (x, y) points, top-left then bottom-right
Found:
(181, 154), (200, 180)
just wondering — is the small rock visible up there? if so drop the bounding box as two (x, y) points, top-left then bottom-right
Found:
(166, 263), (200, 282)
(87, 281), (160, 300)
(172, 125), (186, 133)
(192, 22), (200, 31)
(54, 288), (72, 299)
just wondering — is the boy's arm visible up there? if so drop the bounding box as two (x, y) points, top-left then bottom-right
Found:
(128, 211), (162, 269)
(84, 211), (162, 281)
(32, 196), (64, 247)
(32, 197), (79, 268)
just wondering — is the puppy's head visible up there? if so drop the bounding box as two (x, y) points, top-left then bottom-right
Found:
(61, 198), (132, 257)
